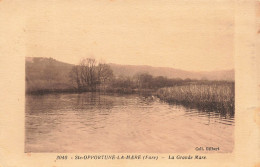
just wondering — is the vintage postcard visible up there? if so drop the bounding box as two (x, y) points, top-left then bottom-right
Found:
(0, 0), (259, 167)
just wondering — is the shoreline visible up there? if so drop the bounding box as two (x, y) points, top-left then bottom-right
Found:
(26, 83), (235, 116)
(26, 88), (156, 95)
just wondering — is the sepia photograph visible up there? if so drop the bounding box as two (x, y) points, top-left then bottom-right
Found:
(24, 0), (235, 153)
(1, 0), (260, 166)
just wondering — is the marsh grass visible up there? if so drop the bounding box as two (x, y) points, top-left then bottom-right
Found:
(156, 82), (235, 116)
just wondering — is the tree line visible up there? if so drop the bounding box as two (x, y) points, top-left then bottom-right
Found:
(70, 58), (233, 92)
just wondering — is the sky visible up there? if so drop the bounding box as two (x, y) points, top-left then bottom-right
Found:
(25, 0), (235, 71)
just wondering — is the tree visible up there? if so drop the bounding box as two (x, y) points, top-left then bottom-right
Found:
(134, 73), (153, 89)
(97, 63), (114, 90)
(79, 58), (97, 90)
(70, 65), (82, 89)
(70, 58), (113, 91)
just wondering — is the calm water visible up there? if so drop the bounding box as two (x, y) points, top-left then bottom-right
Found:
(25, 93), (234, 153)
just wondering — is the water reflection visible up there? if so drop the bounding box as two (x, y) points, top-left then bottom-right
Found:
(166, 101), (235, 126)
(25, 93), (234, 153)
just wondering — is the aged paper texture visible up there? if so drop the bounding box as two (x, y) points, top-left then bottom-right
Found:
(0, 0), (259, 166)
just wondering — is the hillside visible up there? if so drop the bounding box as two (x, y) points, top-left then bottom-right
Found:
(26, 57), (74, 92)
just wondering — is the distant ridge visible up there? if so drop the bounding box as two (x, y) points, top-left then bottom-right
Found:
(108, 63), (234, 81)
(26, 57), (234, 81)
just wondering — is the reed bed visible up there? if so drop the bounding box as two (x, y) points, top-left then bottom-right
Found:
(156, 82), (235, 114)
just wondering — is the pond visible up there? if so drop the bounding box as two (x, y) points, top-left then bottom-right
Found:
(25, 92), (234, 153)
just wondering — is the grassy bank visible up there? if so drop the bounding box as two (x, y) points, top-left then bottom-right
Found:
(156, 82), (235, 114)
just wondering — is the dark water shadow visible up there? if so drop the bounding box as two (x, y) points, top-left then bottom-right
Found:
(164, 100), (235, 123)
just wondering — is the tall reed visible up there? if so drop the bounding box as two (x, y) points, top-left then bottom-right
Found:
(156, 82), (235, 114)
